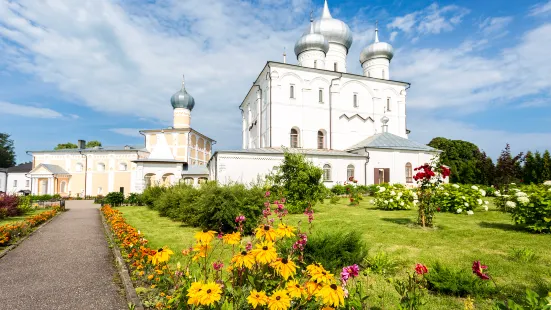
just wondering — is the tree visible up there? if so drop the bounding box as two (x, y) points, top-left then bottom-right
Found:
(476, 151), (495, 186)
(495, 143), (523, 188)
(542, 150), (551, 182)
(534, 151), (543, 184)
(522, 151), (538, 184)
(54, 142), (78, 150)
(270, 152), (325, 212)
(0, 133), (16, 168)
(86, 140), (102, 148)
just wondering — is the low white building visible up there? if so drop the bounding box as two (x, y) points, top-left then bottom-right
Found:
(0, 168), (7, 193)
(208, 1), (439, 186)
(2, 162), (33, 194)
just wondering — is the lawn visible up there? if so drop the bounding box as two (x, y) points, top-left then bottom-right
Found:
(0, 208), (51, 226)
(117, 199), (551, 309)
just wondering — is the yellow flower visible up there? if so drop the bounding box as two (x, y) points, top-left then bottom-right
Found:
(198, 281), (222, 306)
(316, 284), (345, 307)
(194, 230), (217, 244)
(252, 240), (278, 264)
(268, 289), (291, 310)
(231, 250), (255, 269)
(271, 257), (297, 280)
(151, 247), (174, 265)
(306, 263), (324, 276)
(222, 231), (241, 245)
(304, 281), (321, 296)
(308, 264), (334, 284)
(276, 223), (296, 238)
(186, 281), (203, 306)
(147, 274), (154, 280)
(286, 280), (305, 299)
(255, 224), (278, 242)
(192, 243), (212, 258)
(247, 289), (269, 308)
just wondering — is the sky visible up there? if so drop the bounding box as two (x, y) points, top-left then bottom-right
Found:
(1, 0), (551, 164)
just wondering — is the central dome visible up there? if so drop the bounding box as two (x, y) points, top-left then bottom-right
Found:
(307, 0), (353, 50)
(170, 77), (195, 111)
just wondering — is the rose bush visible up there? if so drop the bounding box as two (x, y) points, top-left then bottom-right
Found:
(433, 184), (487, 214)
(373, 183), (416, 210)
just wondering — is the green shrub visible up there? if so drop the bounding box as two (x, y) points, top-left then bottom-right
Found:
(125, 193), (143, 206)
(373, 183), (415, 210)
(364, 250), (401, 275)
(141, 185), (167, 207)
(302, 230), (368, 272)
(329, 194), (341, 204)
(17, 196), (34, 214)
(30, 194), (53, 201)
(505, 185), (551, 233)
(331, 184), (346, 195)
(104, 192), (125, 206)
(425, 262), (495, 297)
(433, 184), (485, 213)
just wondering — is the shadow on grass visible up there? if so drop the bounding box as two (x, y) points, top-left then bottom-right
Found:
(478, 221), (526, 232)
(381, 218), (414, 226)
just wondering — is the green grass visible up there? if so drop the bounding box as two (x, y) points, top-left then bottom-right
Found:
(117, 198), (551, 309)
(0, 208), (51, 226)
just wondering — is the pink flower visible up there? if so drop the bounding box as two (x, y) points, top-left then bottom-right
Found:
(235, 215), (246, 223)
(245, 242), (253, 251)
(281, 198), (286, 203)
(472, 260), (490, 280)
(415, 263), (428, 275)
(303, 207), (314, 223)
(265, 191), (271, 197)
(341, 264), (360, 284)
(213, 261), (224, 271)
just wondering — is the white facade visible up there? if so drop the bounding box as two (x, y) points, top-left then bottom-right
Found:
(6, 172), (31, 194)
(0, 170), (6, 193)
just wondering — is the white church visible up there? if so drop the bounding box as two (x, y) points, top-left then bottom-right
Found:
(207, 0), (439, 187)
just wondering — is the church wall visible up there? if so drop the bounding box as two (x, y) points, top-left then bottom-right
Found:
(113, 171), (132, 195)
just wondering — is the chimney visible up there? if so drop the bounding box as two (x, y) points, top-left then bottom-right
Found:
(78, 140), (86, 149)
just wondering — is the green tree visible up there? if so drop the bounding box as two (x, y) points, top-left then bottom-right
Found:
(0, 133), (16, 168)
(54, 142), (78, 150)
(522, 151), (538, 184)
(542, 150), (551, 182)
(534, 151), (543, 184)
(85, 140), (102, 148)
(476, 151), (495, 186)
(495, 143), (523, 188)
(270, 152), (325, 212)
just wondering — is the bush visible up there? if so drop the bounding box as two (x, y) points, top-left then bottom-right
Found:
(17, 196), (33, 215)
(425, 262), (495, 297)
(433, 184), (486, 213)
(125, 193), (143, 206)
(141, 185), (167, 207)
(330, 184), (346, 195)
(364, 250), (401, 275)
(302, 230), (368, 272)
(373, 183), (415, 210)
(0, 193), (21, 219)
(29, 194), (53, 201)
(500, 185), (551, 233)
(104, 192), (125, 206)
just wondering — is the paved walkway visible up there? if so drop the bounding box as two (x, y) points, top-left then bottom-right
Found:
(0, 200), (126, 310)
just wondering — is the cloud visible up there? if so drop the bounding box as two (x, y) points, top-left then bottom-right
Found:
(108, 128), (144, 138)
(480, 16), (513, 36)
(0, 101), (63, 118)
(529, 0), (551, 16)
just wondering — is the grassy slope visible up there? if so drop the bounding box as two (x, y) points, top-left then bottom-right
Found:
(0, 209), (50, 226)
(118, 199), (551, 309)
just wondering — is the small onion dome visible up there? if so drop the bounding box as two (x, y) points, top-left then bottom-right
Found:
(308, 0), (353, 50)
(381, 115), (389, 124)
(170, 76), (195, 111)
(360, 25), (394, 64)
(294, 19), (329, 56)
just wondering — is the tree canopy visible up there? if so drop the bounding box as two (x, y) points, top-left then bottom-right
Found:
(54, 140), (102, 150)
(0, 133), (16, 168)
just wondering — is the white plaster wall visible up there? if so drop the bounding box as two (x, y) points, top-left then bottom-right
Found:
(324, 44), (347, 73)
(298, 50), (326, 69)
(0, 172), (6, 192)
(6, 172), (31, 194)
(362, 58), (390, 79)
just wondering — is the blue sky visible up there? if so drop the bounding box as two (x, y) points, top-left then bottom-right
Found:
(1, 0), (551, 164)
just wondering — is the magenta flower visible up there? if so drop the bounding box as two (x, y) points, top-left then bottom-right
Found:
(213, 261), (224, 271)
(415, 263), (428, 275)
(303, 207), (314, 223)
(245, 242), (253, 251)
(235, 215), (246, 223)
(341, 264), (360, 284)
(265, 191), (271, 197)
(472, 260), (490, 280)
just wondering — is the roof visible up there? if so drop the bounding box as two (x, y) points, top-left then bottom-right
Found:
(30, 163), (70, 175)
(346, 132), (438, 152)
(183, 165), (209, 175)
(28, 145), (146, 153)
(132, 159), (187, 163)
(6, 162), (32, 173)
(214, 147), (365, 158)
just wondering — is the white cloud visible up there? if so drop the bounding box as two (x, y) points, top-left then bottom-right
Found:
(108, 128), (144, 138)
(480, 16), (513, 36)
(0, 101), (63, 118)
(529, 0), (551, 16)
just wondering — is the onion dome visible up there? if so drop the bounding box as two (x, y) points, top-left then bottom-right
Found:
(294, 17), (329, 57)
(170, 75), (195, 111)
(381, 115), (389, 124)
(360, 24), (394, 64)
(308, 0), (353, 50)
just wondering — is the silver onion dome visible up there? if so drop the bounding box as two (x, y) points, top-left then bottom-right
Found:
(294, 18), (329, 56)
(170, 75), (195, 111)
(360, 24), (394, 64)
(307, 0), (353, 50)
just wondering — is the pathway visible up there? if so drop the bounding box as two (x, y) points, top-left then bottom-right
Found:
(0, 200), (126, 310)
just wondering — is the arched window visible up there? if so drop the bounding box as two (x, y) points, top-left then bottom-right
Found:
(317, 131), (325, 149)
(76, 163), (83, 172)
(144, 173), (155, 188)
(334, 62), (338, 71)
(323, 164), (332, 181)
(184, 177), (194, 185)
(97, 163), (105, 171)
(382, 69), (385, 79)
(405, 162), (413, 183)
(290, 85), (295, 98)
(119, 162), (127, 171)
(367, 71), (371, 77)
(386, 97), (391, 111)
(198, 177), (208, 184)
(60, 181), (66, 193)
(314, 60), (318, 68)
(318, 89), (323, 103)
(353, 93), (358, 108)
(347, 164), (355, 180)
(290, 128), (299, 148)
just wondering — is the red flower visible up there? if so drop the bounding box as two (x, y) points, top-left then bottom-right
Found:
(415, 263), (428, 275)
(472, 260), (490, 280)
(348, 176), (354, 182)
(437, 207), (441, 212)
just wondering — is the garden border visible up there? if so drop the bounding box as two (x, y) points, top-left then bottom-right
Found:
(0, 211), (61, 260)
(100, 211), (145, 310)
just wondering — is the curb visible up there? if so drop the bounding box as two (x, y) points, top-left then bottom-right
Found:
(0, 211), (61, 260)
(100, 211), (145, 310)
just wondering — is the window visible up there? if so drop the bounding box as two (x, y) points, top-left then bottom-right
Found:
(333, 62), (338, 72)
(144, 174), (154, 188)
(26, 180), (30, 187)
(119, 162), (127, 171)
(76, 163), (83, 172)
(317, 131), (325, 149)
(60, 181), (66, 193)
(314, 60), (318, 68)
(405, 162), (413, 183)
(290, 128), (299, 148)
(386, 98), (391, 111)
(347, 164), (355, 180)
(98, 187), (103, 194)
(318, 89), (323, 103)
(290, 85), (295, 98)
(184, 177), (194, 185)
(13, 180), (17, 187)
(198, 177), (208, 184)
(353, 94), (358, 108)
(97, 163), (105, 171)
(382, 69), (385, 79)
(323, 164), (332, 181)
(367, 71), (371, 77)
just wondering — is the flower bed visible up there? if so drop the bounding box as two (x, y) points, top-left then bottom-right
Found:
(0, 208), (59, 247)
(433, 184), (486, 214)
(372, 184), (415, 210)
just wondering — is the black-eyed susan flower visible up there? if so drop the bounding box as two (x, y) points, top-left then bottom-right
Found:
(304, 280), (321, 296)
(198, 281), (222, 306)
(186, 281), (203, 306)
(194, 229), (217, 244)
(316, 283), (345, 307)
(271, 257), (297, 280)
(247, 289), (268, 308)
(252, 241), (278, 264)
(286, 280), (305, 299)
(151, 247), (174, 265)
(192, 243), (212, 258)
(255, 224), (278, 242)
(268, 289), (291, 310)
(222, 231), (241, 245)
(231, 250), (255, 269)
(309, 264), (334, 284)
(276, 223), (296, 238)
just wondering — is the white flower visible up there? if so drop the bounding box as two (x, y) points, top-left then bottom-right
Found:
(397, 192), (403, 198)
(379, 187), (386, 193)
(543, 180), (551, 186)
(389, 199), (394, 203)
(517, 196), (530, 206)
(400, 201), (405, 206)
(462, 196), (466, 200)
(471, 185), (479, 190)
(505, 201), (516, 209)
(412, 193), (418, 199)
(479, 189), (486, 197)
(495, 190), (501, 195)
(512, 188), (520, 192)
(515, 192), (527, 197)
(384, 200), (389, 204)
(456, 208), (463, 213)
(466, 210), (474, 215)
(444, 192), (449, 196)
(483, 205), (489, 211)
(370, 199), (375, 204)
(464, 202), (469, 207)
(477, 199), (483, 205)
(390, 191), (396, 196)
(413, 200), (418, 205)
(503, 195), (510, 198)
(452, 184), (460, 189)
(511, 183), (516, 185)
(484, 201), (489, 205)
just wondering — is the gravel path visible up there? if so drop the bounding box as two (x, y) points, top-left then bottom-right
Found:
(0, 200), (126, 310)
